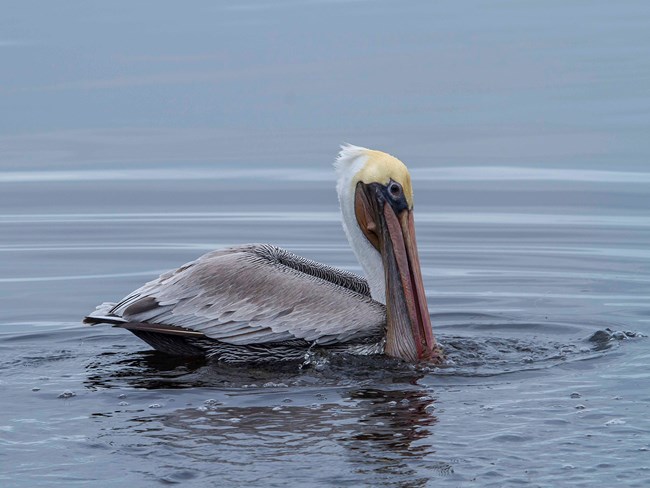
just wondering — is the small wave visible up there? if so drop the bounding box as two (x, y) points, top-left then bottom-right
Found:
(0, 270), (167, 284)
(2, 166), (649, 184)
(2, 211), (647, 228)
(79, 327), (643, 390)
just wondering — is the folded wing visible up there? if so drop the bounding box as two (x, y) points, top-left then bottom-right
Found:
(88, 244), (385, 346)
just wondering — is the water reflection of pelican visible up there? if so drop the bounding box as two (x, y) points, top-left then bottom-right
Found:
(111, 386), (444, 486)
(85, 146), (441, 364)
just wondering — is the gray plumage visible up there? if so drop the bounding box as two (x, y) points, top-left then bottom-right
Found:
(85, 244), (387, 362)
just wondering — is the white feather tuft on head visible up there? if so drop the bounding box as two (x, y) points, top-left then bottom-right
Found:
(334, 144), (370, 175)
(334, 143), (371, 211)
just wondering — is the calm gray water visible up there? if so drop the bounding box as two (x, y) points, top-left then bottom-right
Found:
(2, 1), (650, 486)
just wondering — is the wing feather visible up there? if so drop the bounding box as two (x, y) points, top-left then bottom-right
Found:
(107, 244), (385, 345)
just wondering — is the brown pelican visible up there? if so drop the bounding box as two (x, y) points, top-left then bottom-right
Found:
(84, 145), (443, 364)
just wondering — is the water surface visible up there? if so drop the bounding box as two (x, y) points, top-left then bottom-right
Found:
(1, 1), (649, 486)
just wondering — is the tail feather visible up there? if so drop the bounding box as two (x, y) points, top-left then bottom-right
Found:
(83, 302), (126, 325)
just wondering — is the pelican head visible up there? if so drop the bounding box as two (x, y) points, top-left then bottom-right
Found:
(335, 144), (441, 363)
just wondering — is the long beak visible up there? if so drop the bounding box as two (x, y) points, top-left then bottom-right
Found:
(355, 183), (442, 363)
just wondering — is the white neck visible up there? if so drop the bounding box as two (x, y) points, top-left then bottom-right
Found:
(335, 146), (386, 304)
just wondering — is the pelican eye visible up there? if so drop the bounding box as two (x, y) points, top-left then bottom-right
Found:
(388, 181), (402, 198)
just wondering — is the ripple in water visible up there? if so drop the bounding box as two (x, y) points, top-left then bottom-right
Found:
(82, 322), (643, 391)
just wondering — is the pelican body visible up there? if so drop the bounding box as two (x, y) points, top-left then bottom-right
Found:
(84, 145), (442, 364)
